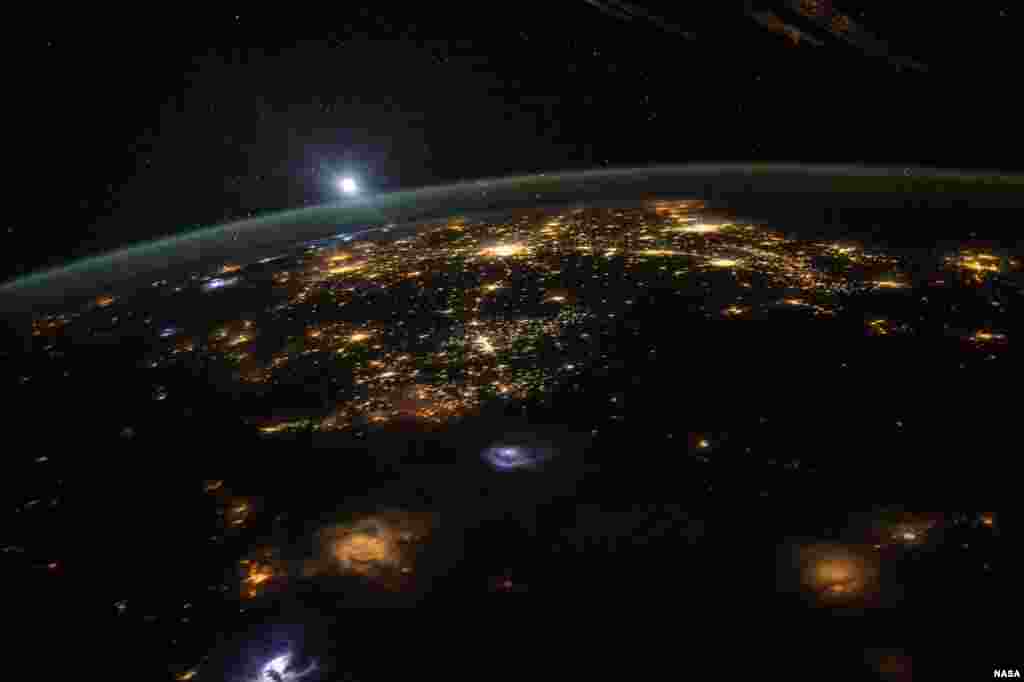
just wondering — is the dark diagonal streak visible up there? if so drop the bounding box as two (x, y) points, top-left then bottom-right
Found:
(582, 0), (637, 24)
(583, 0), (696, 40)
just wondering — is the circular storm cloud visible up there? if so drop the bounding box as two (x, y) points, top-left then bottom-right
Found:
(257, 653), (317, 682)
(481, 432), (556, 471)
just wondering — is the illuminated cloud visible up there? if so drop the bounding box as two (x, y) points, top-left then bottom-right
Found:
(255, 653), (317, 682)
(202, 276), (239, 292)
(482, 432), (558, 471)
(305, 511), (435, 587)
(795, 542), (878, 602)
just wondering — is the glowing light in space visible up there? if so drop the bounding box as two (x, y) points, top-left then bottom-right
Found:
(336, 176), (358, 195)
(708, 258), (740, 268)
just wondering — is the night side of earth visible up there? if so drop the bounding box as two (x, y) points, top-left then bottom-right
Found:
(2, 166), (1018, 681)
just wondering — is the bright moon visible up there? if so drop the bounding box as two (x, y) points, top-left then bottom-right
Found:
(337, 177), (358, 195)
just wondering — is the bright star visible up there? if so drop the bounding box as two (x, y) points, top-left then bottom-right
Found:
(337, 176), (358, 195)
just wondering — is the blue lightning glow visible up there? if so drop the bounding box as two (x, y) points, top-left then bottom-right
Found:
(481, 433), (556, 471)
(257, 653), (317, 682)
(201, 276), (239, 292)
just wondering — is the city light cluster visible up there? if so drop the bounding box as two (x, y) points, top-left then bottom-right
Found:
(114, 200), (1016, 440)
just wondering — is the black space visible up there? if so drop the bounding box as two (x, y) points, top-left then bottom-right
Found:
(6, 2), (1024, 281)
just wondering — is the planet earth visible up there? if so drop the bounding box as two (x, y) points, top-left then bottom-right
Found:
(3, 165), (1018, 680)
